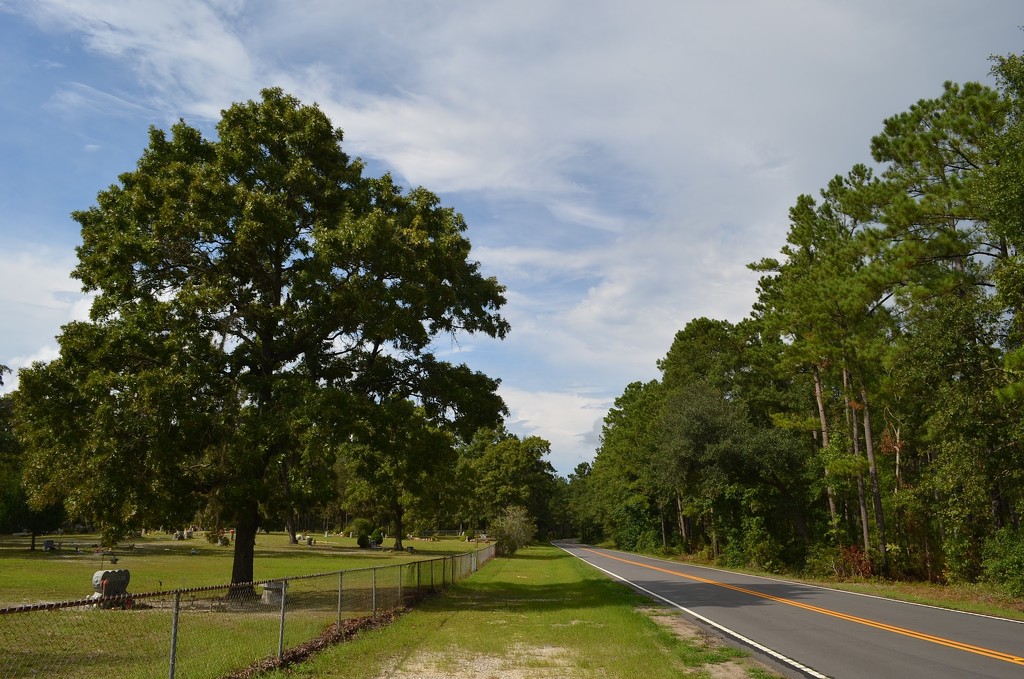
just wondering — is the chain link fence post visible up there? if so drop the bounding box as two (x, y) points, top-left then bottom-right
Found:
(278, 579), (288, 659)
(337, 571), (344, 630)
(168, 591), (181, 679)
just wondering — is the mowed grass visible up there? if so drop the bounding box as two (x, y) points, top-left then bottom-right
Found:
(0, 532), (475, 605)
(269, 544), (778, 679)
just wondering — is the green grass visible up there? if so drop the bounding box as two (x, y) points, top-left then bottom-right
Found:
(268, 545), (776, 679)
(0, 532), (475, 605)
(0, 532), (482, 679)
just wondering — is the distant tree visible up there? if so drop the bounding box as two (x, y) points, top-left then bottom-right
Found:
(341, 399), (501, 551)
(459, 429), (558, 537)
(587, 380), (665, 551)
(0, 379), (66, 548)
(0, 376), (23, 534)
(14, 89), (508, 585)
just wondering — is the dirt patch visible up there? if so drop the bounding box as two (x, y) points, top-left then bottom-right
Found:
(224, 609), (406, 679)
(374, 644), (574, 679)
(638, 605), (704, 642)
(637, 604), (782, 678)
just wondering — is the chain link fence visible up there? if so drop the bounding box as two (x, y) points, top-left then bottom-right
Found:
(0, 543), (496, 678)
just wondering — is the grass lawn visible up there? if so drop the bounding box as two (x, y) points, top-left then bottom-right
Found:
(0, 532), (477, 606)
(267, 544), (780, 679)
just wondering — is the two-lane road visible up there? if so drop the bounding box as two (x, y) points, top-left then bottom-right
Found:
(557, 541), (1024, 678)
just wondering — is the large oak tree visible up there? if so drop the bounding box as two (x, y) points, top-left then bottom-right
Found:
(14, 89), (508, 585)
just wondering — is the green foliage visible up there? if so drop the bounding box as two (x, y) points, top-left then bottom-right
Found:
(609, 496), (658, 552)
(587, 381), (665, 547)
(347, 518), (373, 538)
(569, 49), (1024, 589)
(982, 528), (1024, 596)
(458, 428), (558, 537)
(489, 505), (536, 556)
(723, 516), (784, 573)
(632, 528), (661, 555)
(338, 401), (471, 551)
(13, 88), (508, 584)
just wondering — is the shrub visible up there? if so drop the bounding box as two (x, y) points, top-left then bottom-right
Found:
(490, 506), (536, 556)
(803, 544), (843, 578)
(357, 533), (370, 549)
(633, 529), (660, 555)
(347, 518), (373, 538)
(983, 528), (1024, 596)
(370, 528), (384, 545)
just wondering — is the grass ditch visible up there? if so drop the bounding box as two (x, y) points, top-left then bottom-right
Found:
(266, 544), (781, 679)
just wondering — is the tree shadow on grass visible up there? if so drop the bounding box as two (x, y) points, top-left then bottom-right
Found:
(502, 549), (562, 561)
(427, 578), (625, 614)
(423, 547), (829, 617)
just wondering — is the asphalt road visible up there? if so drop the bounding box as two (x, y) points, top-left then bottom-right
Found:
(555, 541), (1024, 679)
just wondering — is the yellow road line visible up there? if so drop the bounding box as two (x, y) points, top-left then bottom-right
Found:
(581, 547), (1024, 666)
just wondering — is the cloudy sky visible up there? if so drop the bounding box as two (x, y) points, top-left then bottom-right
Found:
(0, 1), (1020, 475)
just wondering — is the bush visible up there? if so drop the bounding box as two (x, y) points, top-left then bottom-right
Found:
(983, 528), (1024, 596)
(347, 518), (373, 538)
(633, 529), (660, 554)
(356, 533), (370, 549)
(803, 544), (843, 578)
(490, 506), (536, 556)
(370, 528), (384, 545)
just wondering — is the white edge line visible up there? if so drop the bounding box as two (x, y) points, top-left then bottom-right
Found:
(555, 543), (830, 679)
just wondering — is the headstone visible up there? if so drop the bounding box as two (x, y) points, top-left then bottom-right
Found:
(90, 569), (132, 608)
(261, 580), (286, 604)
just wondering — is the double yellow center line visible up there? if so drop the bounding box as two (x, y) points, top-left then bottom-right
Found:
(582, 547), (1024, 666)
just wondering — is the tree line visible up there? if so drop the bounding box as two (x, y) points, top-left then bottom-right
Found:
(565, 52), (1024, 593)
(0, 89), (561, 585)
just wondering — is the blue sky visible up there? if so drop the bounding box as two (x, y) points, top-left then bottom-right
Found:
(1, 1), (1021, 475)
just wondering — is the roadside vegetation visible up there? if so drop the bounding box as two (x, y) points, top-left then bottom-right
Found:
(563, 52), (1024, 601)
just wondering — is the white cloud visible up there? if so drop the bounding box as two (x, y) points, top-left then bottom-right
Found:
(5, 0), (1022, 471)
(48, 81), (153, 118)
(0, 246), (89, 393)
(500, 385), (611, 475)
(20, 0), (258, 120)
(1, 345), (60, 393)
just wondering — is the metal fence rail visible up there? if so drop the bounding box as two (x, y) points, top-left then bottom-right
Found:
(0, 543), (496, 679)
